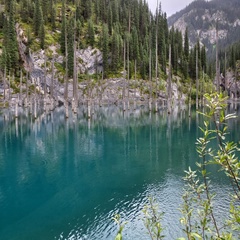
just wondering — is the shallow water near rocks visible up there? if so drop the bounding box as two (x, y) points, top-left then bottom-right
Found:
(0, 104), (239, 240)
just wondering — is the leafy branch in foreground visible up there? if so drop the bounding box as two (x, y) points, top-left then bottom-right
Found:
(180, 93), (240, 239)
(143, 197), (165, 240)
(113, 93), (239, 240)
(113, 214), (126, 240)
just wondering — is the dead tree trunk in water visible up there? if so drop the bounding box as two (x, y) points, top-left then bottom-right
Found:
(64, 20), (69, 118)
(201, 70), (204, 106)
(26, 72), (29, 107)
(127, 36), (130, 110)
(51, 57), (54, 100)
(189, 80), (192, 118)
(73, 17), (78, 113)
(99, 70), (103, 107)
(15, 93), (19, 118)
(155, 0), (159, 113)
(216, 22), (220, 93)
(9, 72), (11, 108)
(43, 54), (47, 111)
(196, 47), (199, 110)
(134, 60), (137, 110)
(225, 51), (228, 96)
(34, 68), (37, 118)
(3, 67), (6, 107)
(20, 70), (22, 105)
(87, 72), (91, 119)
(127, 11), (131, 110)
(167, 45), (172, 114)
(149, 34), (152, 112)
(123, 39), (126, 111)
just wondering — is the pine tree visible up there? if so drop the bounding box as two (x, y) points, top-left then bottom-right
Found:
(184, 27), (189, 61)
(102, 24), (109, 78)
(0, 47), (7, 71)
(76, 20), (82, 46)
(19, 0), (34, 22)
(87, 19), (95, 46)
(230, 46), (236, 70)
(3, 0), (19, 73)
(132, 26), (140, 62)
(50, 0), (56, 31)
(182, 58), (188, 79)
(41, 0), (48, 23)
(107, 5), (113, 35)
(67, 18), (74, 77)
(39, 7), (45, 49)
(112, 0), (119, 24)
(161, 37), (167, 74)
(201, 45), (206, 72)
(60, 0), (66, 54)
(189, 48), (196, 79)
(75, 0), (81, 21)
(33, 0), (42, 36)
(111, 29), (120, 72)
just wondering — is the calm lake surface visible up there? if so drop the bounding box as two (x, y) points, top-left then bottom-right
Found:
(0, 104), (239, 240)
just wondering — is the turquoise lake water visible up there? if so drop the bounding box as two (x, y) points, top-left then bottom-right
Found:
(0, 104), (239, 240)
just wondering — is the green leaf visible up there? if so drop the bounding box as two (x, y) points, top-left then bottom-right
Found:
(191, 232), (202, 239)
(115, 233), (122, 240)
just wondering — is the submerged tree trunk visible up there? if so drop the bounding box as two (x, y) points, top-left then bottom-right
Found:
(216, 22), (220, 93)
(155, 0), (159, 113)
(87, 72), (91, 119)
(51, 57), (54, 100)
(44, 54), (47, 111)
(9, 73), (11, 108)
(34, 69), (37, 119)
(189, 80), (192, 117)
(134, 60), (137, 110)
(73, 17), (78, 113)
(123, 40), (126, 111)
(127, 36), (130, 110)
(20, 70), (22, 106)
(3, 67), (6, 107)
(225, 51), (228, 96)
(167, 45), (172, 114)
(99, 71), (103, 107)
(64, 20), (69, 118)
(26, 72), (29, 107)
(127, 11), (131, 110)
(149, 45), (152, 112)
(201, 70), (204, 106)
(196, 48), (199, 110)
(15, 94), (19, 118)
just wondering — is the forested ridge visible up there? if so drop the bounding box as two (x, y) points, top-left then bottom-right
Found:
(168, 0), (240, 61)
(0, 0), (208, 85)
(1, 0), (240, 108)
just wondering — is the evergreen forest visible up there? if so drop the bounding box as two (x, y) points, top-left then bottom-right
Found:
(0, 0), (208, 89)
(0, 0), (240, 110)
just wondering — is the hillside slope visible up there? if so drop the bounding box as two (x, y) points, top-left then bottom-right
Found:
(168, 0), (240, 56)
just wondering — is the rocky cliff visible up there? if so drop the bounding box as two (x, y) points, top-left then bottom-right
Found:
(168, 0), (240, 56)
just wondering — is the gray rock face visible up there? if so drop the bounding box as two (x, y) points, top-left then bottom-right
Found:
(77, 47), (103, 74)
(16, 23), (34, 72)
(12, 26), (187, 108)
(168, 0), (240, 53)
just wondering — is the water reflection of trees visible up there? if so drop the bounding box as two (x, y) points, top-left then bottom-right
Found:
(0, 104), (239, 239)
(0, 106), (195, 191)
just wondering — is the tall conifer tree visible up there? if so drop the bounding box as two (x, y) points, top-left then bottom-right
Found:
(184, 27), (189, 61)
(102, 24), (109, 78)
(34, 0), (41, 36)
(67, 18), (74, 77)
(39, 7), (45, 49)
(60, 0), (66, 54)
